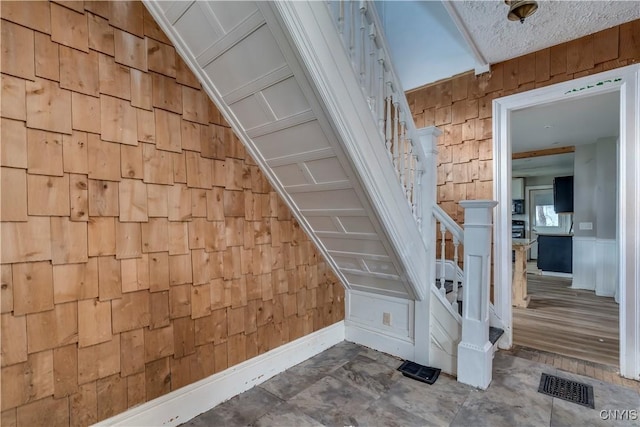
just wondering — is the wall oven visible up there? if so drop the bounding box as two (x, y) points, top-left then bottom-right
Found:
(512, 199), (525, 215)
(512, 220), (525, 239)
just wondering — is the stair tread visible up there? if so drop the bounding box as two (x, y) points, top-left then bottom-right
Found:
(455, 299), (504, 345)
(489, 326), (505, 345)
(441, 280), (460, 294)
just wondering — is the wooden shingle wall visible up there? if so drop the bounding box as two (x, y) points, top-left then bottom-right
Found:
(0, 1), (345, 425)
(407, 21), (640, 224)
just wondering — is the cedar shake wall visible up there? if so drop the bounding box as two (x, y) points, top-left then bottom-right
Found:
(0, 1), (344, 425)
(407, 20), (640, 224)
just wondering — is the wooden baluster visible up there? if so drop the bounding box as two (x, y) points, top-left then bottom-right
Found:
(377, 54), (385, 136)
(349, 1), (356, 61)
(411, 155), (419, 214)
(411, 152), (418, 205)
(368, 23), (376, 111)
(406, 145), (414, 201)
(451, 236), (460, 313)
(359, 1), (366, 89)
(415, 165), (423, 227)
(385, 82), (392, 154)
(393, 98), (399, 172)
(338, 0), (344, 35)
(398, 112), (406, 190)
(399, 137), (406, 194)
(439, 222), (447, 295)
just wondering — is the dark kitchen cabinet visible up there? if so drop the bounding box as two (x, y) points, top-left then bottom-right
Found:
(553, 176), (574, 213)
(537, 235), (572, 273)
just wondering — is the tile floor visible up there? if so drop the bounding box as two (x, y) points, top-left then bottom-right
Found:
(181, 342), (640, 427)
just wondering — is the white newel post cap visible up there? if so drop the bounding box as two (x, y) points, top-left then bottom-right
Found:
(459, 200), (498, 225)
(414, 126), (441, 159)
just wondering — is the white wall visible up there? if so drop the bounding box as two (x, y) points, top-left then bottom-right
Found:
(572, 138), (618, 296)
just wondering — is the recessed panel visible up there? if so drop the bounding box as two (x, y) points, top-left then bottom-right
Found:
(304, 157), (348, 184)
(362, 259), (399, 276)
(291, 189), (361, 210)
(333, 255), (363, 270)
(229, 95), (273, 130)
(204, 25), (286, 97)
(321, 237), (387, 256)
(338, 216), (376, 234)
(348, 291), (412, 334)
(261, 77), (310, 119)
(345, 273), (406, 294)
(271, 163), (308, 187)
(253, 120), (330, 160)
(306, 216), (340, 232)
(174, 3), (224, 57)
(206, 1), (259, 33)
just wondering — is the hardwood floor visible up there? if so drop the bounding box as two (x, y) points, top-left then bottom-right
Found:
(512, 274), (619, 367)
(504, 345), (640, 393)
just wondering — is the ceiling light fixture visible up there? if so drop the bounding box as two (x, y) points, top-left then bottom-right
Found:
(505, 0), (538, 24)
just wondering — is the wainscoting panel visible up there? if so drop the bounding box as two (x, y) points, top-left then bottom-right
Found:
(572, 237), (596, 291)
(595, 239), (618, 298)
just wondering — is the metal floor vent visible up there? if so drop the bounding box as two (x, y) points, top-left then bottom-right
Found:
(538, 373), (595, 408)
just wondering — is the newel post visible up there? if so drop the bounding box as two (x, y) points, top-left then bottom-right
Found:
(457, 200), (498, 389)
(412, 126), (441, 365)
(413, 126), (441, 246)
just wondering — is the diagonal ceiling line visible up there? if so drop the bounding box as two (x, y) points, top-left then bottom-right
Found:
(441, 0), (489, 74)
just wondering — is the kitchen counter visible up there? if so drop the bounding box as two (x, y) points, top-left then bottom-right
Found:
(513, 238), (536, 246)
(512, 239), (534, 308)
(534, 232), (573, 237)
(537, 234), (572, 273)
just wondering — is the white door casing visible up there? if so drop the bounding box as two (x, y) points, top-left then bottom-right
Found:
(493, 64), (640, 380)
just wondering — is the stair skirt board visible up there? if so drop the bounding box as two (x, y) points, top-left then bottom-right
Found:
(143, 1), (429, 302)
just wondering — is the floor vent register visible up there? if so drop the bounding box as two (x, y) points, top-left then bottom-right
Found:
(538, 373), (595, 408)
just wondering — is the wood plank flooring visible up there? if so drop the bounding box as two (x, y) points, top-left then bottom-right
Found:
(512, 274), (619, 367)
(505, 345), (640, 393)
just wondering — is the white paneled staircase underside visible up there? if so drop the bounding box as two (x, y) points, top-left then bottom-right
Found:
(145, 1), (429, 300)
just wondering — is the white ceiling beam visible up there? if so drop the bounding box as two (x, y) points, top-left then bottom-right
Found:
(440, 1), (490, 75)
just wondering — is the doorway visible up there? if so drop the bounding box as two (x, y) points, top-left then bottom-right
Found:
(492, 64), (640, 380)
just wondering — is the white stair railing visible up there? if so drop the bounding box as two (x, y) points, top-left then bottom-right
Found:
(327, 0), (471, 313)
(326, 1), (498, 384)
(327, 0), (421, 225)
(433, 205), (464, 314)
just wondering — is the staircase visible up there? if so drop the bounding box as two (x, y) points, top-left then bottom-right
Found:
(144, 0), (504, 389)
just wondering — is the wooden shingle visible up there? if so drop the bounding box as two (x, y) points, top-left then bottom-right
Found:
(50, 216), (88, 264)
(34, 32), (60, 82)
(1, 20), (35, 81)
(77, 298), (112, 347)
(50, 2), (88, 52)
(27, 129), (64, 176)
(26, 301), (78, 353)
(0, 167), (27, 221)
(59, 46), (99, 96)
(0, 74), (26, 121)
(53, 258), (99, 303)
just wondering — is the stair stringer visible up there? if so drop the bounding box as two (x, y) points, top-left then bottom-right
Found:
(143, 1), (430, 306)
(430, 284), (461, 376)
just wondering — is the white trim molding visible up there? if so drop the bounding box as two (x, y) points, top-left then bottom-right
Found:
(493, 64), (640, 380)
(94, 322), (345, 427)
(345, 290), (417, 361)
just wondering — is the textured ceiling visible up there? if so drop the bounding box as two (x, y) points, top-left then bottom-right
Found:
(511, 90), (619, 177)
(511, 90), (619, 153)
(382, 1), (640, 90)
(448, 0), (640, 65)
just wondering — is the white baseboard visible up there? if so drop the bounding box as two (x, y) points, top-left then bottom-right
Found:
(541, 271), (573, 279)
(344, 320), (415, 361)
(94, 322), (345, 427)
